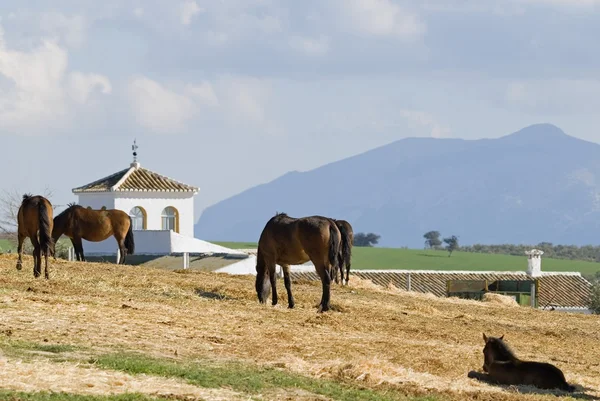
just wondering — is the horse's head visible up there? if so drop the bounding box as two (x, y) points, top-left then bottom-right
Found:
(482, 333), (507, 372)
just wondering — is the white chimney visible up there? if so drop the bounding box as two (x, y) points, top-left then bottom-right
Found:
(525, 249), (544, 277)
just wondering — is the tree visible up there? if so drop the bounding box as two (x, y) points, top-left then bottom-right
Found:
(353, 232), (381, 247)
(589, 275), (600, 314)
(423, 231), (442, 249)
(443, 235), (459, 257)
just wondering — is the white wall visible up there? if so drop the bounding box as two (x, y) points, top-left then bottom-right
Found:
(76, 192), (196, 238)
(77, 193), (116, 210)
(114, 192), (195, 238)
(82, 230), (173, 255)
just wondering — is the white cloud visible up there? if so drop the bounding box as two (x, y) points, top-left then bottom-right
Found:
(0, 27), (68, 130)
(133, 8), (144, 18)
(180, 1), (203, 25)
(339, 0), (426, 40)
(0, 24), (111, 134)
(38, 12), (87, 49)
(185, 82), (219, 107)
(127, 76), (199, 133)
(289, 35), (330, 56)
(399, 109), (451, 138)
(68, 72), (112, 104)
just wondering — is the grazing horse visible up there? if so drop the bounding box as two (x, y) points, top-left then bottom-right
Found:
(16, 194), (54, 279)
(52, 203), (135, 264)
(467, 333), (575, 392)
(332, 219), (353, 286)
(255, 212), (341, 312)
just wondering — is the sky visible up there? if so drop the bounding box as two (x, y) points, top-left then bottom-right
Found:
(1, 0), (600, 221)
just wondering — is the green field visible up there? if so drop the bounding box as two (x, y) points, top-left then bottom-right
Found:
(211, 241), (600, 275)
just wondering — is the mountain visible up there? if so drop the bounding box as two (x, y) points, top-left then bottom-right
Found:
(195, 124), (600, 248)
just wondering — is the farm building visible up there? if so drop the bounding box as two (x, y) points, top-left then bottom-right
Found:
(69, 141), (245, 264)
(291, 269), (591, 312)
(288, 249), (593, 312)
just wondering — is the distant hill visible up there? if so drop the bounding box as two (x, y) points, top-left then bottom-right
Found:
(195, 123), (600, 248)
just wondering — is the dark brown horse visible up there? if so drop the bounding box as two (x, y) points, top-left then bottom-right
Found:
(468, 333), (575, 392)
(16, 194), (54, 279)
(332, 219), (353, 286)
(255, 212), (341, 312)
(52, 203), (135, 264)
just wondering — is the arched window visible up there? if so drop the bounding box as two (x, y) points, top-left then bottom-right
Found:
(130, 206), (147, 230)
(161, 206), (179, 233)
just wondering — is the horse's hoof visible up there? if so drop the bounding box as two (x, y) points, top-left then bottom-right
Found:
(288, 302), (295, 309)
(15, 265), (22, 271)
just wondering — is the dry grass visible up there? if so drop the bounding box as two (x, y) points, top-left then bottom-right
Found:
(0, 356), (246, 400)
(1, 254), (599, 401)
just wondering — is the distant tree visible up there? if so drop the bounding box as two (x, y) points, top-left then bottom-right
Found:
(423, 231), (442, 249)
(443, 235), (459, 257)
(589, 275), (600, 314)
(353, 232), (381, 247)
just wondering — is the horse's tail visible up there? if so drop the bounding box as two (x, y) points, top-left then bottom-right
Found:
(328, 221), (341, 274)
(337, 222), (353, 278)
(124, 216), (135, 255)
(38, 200), (54, 257)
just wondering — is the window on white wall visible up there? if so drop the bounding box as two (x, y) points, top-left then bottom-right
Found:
(161, 206), (178, 232)
(130, 206), (146, 230)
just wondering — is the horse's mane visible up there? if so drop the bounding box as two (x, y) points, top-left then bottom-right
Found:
(275, 211), (288, 217)
(55, 202), (79, 219)
(488, 337), (518, 361)
(21, 193), (33, 203)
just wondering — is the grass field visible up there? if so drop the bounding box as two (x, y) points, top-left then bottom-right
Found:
(212, 241), (600, 275)
(0, 253), (598, 400)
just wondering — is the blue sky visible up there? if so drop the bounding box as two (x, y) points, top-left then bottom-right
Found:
(1, 0), (600, 220)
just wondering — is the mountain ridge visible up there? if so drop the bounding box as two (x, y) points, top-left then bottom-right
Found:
(196, 123), (600, 247)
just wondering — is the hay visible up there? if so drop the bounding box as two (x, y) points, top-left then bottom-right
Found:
(0, 254), (599, 400)
(482, 293), (520, 307)
(0, 355), (245, 400)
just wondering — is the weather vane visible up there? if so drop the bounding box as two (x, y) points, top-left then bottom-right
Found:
(132, 138), (138, 162)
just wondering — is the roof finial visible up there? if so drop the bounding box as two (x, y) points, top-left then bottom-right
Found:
(131, 139), (140, 168)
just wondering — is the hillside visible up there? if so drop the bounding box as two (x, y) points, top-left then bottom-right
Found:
(0, 254), (598, 400)
(196, 123), (600, 248)
(211, 242), (600, 275)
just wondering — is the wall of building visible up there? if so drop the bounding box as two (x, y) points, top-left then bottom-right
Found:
(82, 230), (173, 255)
(76, 191), (196, 238)
(76, 193), (116, 210)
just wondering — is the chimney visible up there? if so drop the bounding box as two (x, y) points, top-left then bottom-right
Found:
(525, 249), (544, 277)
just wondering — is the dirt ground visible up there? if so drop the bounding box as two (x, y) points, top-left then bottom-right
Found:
(0, 254), (599, 401)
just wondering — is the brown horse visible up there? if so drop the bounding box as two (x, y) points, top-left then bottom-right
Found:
(52, 203), (135, 264)
(467, 333), (575, 392)
(16, 194), (55, 279)
(255, 212), (341, 312)
(332, 219), (353, 286)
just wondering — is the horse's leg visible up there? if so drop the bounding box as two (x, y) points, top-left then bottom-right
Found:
(73, 237), (85, 262)
(31, 236), (41, 278)
(281, 264), (294, 308)
(15, 233), (25, 270)
(269, 263), (278, 306)
(115, 235), (127, 264)
(315, 263), (332, 313)
(44, 245), (50, 279)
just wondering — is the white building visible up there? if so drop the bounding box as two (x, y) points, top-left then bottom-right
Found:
(70, 142), (245, 262)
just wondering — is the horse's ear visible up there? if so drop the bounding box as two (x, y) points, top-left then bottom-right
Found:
(482, 333), (488, 342)
(499, 334), (504, 340)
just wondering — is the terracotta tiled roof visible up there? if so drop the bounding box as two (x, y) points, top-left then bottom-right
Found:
(290, 270), (592, 309)
(72, 163), (199, 193)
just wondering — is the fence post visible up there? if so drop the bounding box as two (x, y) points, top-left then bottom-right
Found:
(183, 252), (189, 269)
(407, 272), (411, 291)
(116, 248), (120, 264)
